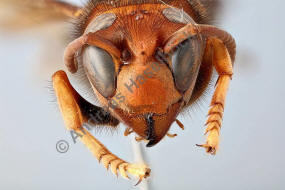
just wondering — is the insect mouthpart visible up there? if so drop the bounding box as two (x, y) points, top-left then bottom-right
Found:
(145, 113), (156, 147)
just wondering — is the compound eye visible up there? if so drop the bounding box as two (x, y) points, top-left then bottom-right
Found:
(171, 36), (203, 93)
(83, 46), (116, 98)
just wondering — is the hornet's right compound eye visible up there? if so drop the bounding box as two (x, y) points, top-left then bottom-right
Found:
(83, 45), (116, 98)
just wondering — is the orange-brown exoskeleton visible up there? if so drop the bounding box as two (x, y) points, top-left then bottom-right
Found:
(51, 0), (236, 184)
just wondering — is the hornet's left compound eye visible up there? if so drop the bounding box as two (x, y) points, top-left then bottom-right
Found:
(82, 46), (116, 98)
(171, 36), (204, 93)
